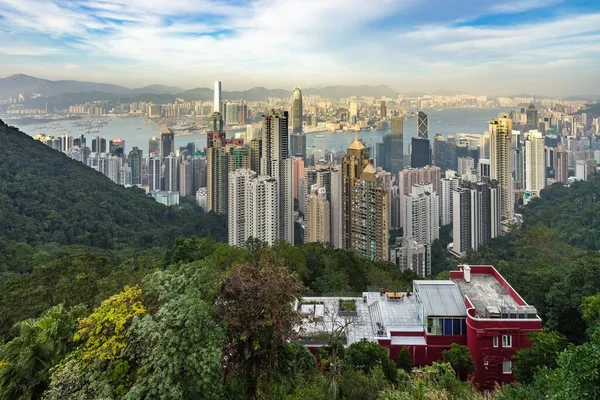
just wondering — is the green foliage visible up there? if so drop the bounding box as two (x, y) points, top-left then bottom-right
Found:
(442, 343), (475, 376)
(0, 305), (85, 400)
(339, 300), (356, 312)
(344, 339), (397, 382)
(0, 120), (226, 249)
(513, 331), (567, 384)
(395, 347), (413, 373)
(339, 366), (390, 400)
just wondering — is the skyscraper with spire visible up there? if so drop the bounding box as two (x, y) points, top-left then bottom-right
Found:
(290, 87), (305, 158)
(417, 111), (429, 139)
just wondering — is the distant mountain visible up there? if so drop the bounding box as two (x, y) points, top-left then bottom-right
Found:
(132, 84), (184, 96)
(403, 92), (426, 97)
(0, 74), (130, 98)
(304, 85), (398, 99)
(565, 95), (600, 102)
(175, 87), (215, 101)
(432, 89), (470, 96)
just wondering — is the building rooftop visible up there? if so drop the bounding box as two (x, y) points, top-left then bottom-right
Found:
(414, 281), (467, 317)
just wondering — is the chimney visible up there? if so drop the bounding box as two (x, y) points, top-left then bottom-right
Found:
(463, 265), (471, 283)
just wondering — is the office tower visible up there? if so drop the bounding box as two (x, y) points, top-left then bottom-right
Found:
(411, 137), (431, 168)
(398, 165), (441, 228)
(127, 147), (143, 186)
(226, 102), (240, 125)
(306, 184), (330, 243)
(149, 136), (160, 156)
(480, 132), (491, 159)
(391, 116), (404, 175)
(418, 111), (428, 139)
(228, 169), (278, 247)
(524, 130), (545, 201)
(261, 109), (294, 243)
(478, 158), (491, 180)
(160, 128), (175, 162)
(72, 134), (86, 149)
(380, 101), (387, 119)
(458, 157), (475, 176)
(441, 170), (460, 226)
(576, 160), (595, 181)
(163, 154), (178, 192)
(451, 179), (501, 257)
(554, 145), (568, 183)
(342, 139), (370, 249)
(304, 162), (342, 246)
(526, 103), (538, 130)
(179, 159), (194, 197)
(434, 134), (457, 173)
(148, 155), (161, 191)
(376, 134), (392, 173)
(404, 183), (439, 245)
(292, 157), (304, 201)
(192, 156), (207, 192)
(390, 237), (430, 277)
(239, 102), (248, 124)
(490, 114), (514, 219)
(120, 163), (132, 186)
(208, 112), (224, 134)
(290, 87), (305, 158)
(59, 133), (70, 153)
(92, 136), (107, 153)
(350, 162), (389, 261)
(214, 81), (221, 113)
(110, 139), (125, 158)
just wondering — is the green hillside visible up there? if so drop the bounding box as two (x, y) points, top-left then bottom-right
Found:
(0, 119), (226, 249)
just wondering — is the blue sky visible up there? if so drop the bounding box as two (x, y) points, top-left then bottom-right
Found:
(0, 0), (599, 96)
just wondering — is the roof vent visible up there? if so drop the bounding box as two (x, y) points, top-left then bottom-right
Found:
(463, 265), (471, 283)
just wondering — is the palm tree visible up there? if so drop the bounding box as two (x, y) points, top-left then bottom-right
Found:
(0, 304), (85, 400)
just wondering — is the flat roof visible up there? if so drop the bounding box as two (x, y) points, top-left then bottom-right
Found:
(453, 274), (520, 315)
(414, 281), (467, 317)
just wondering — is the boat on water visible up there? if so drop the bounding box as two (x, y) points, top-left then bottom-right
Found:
(315, 134), (325, 138)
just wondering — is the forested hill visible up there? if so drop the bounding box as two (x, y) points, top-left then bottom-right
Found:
(0, 119), (226, 249)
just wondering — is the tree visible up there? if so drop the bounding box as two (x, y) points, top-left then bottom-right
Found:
(0, 304), (85, 400)
(344, 339), (397, 382)
(513, 331), (567, 384)
(395, 347), (413, 373)
(442, 343), (475, 379)
(217, 255), (305, 399)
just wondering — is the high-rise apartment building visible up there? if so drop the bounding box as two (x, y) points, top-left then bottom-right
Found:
(554, 145), (568, 183)
(160, 128), (174, 162)
(391, 116), (404, 176)
(390, 237), (430, 277)
(290, 87), (305, 158)
(261, 109), (294, 244)
(192, 156), (206, 192)
(458, 156), (475, 176)
(127, 147), (143, 186)
(179, 159), (194, 197)
(305, 162), (343, 248)
(206, 145), (228, 214)
(350, 163), (389, 261)
(398, 166), (441, 228)
(148, 154), (161, 192)
(342, 139), (370, 249)
(380, 101), (387, 119)
(163, 154), (178, 192)
(418, 111), (428, 139)
(524, 130), (545, 201)
(451, 179), (501, 257)
(228, 169), (278, 247)
(403, 183), (439, 245)
(433, 134), (458, 173)
(441, 170), (460, 226)
(490, 114), (514, 219)
(306, 184), (330, 244)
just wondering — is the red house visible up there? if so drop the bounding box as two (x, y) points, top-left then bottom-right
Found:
(297, 265), (541, 393)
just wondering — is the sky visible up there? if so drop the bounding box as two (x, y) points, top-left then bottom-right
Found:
(0, 0), (599, 96)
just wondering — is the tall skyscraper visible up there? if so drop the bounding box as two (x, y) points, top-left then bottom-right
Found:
(380, 101), (387, 119)
(306, 184), (330, 244)
(411, 137), (431, 168)
(127, 147), (143, 186)
(342, 138), (370, 249)
(440, 170), (460, 226)
(490, 114), (514, 219)
(179, 159), (194, 197)
(228, 169), (278, 247)
(192, 156), (207, 192)
(526, 103), (538, 130)
(398, 165), (441, 228)
(163, 154), (178, 192)
(403, 183), (439, 245)
(261, 109), (294, 243)
(524, 130), (545, 201)
(390, 237), (430, 277)
(451, 179), (501, 257)
(290, 87), (305, 158)
(148, 154), (161, 192)
(110, 139), (125, 159)
(160, 128), (174, 162)
(149, 136), (160, 157)
(418, 111), (429, 139)
(554, 145), (568, 183)
(208, 112), (224, 134)
(206, 145), (228, 214)
(391, 116), (404, 176)
(214, 81), (221, 113)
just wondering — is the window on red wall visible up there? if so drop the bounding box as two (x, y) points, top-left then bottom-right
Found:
(503, 360), (512, 374)
(493, 336), (499, 347)
(502, 335), (512, 348)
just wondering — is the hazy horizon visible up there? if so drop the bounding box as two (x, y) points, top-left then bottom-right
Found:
(1, 0), (599, 97)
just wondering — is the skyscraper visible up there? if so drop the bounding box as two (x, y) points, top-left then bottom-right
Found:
(554, 145), (568, 183)
(490, 114), (514, 219)
(342, 138), (370, 249)
(127, 147), (143, 186)
(163, 154), (179, 192)
(214, 81), (221, 113)
(179, 159), (193, 197)
(440, 170), (460, 226)
(149, 136), (160, 157)
(403, 183), (439, 245)
(418, 111), (429, 139)
(261, 109), (294, 243)
(380, 101), (387, 119)
(411, 137), (431, 168)
(398, 165), (441, 228)
(148, 154), (161, 192)
(304, 162), (342, 247)
(208, 112), (224, 134)
(290, 87), (305, 158)
(206, 145), (228, 214)
(526, 103), (538, 129)
(160, 128), (174, 162)
(391, 116), (404, 176)
(524, 130), (545, 201)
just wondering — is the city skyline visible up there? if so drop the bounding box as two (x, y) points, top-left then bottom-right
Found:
(0, 0), (599, 97)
